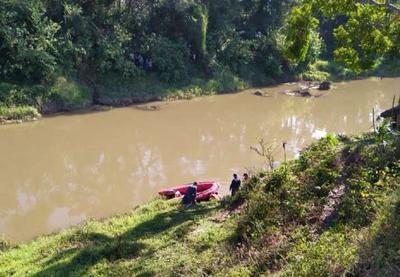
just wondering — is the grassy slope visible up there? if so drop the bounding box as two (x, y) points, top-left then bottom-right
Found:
(0, 200), (240, 276)
(1, 128), (400, 276)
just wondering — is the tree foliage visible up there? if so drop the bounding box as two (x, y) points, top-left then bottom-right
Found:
(0, 0), (295, 108)
(1, 0), (400, 110)
(285, 0), (400, 72)
(149, 35), (191, 83)
(284, 3), (319, 63)
(0, 0), (60, 83)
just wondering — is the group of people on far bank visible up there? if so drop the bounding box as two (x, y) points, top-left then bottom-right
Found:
(182, 173), (249, 208)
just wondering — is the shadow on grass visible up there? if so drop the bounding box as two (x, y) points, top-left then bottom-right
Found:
(34, 204), (218, 276)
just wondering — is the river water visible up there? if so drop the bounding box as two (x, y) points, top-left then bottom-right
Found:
(0, 77), (399, 242)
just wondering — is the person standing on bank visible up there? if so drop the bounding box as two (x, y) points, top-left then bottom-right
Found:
(229, 174), (241, 196)
(182, 182), (198, 208)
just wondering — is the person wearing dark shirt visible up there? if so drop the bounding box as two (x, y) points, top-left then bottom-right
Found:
(182, 182), (198, 208)
(229, 174), (241, 196)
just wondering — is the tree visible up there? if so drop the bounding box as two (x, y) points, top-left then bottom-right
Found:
(284, 0), (400, 72)
(0, 0), (60, 84)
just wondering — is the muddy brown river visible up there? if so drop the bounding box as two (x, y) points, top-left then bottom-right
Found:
(1, 77), (399, 242)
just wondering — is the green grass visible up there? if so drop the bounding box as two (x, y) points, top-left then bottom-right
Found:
(0, 106), (41, 122)
(0, 200), (238, 276)
(1, 127), (400, 276)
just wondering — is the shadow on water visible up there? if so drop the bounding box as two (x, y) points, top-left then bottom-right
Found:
(42, 105), (113, 119)
(33, 204), (218, 276)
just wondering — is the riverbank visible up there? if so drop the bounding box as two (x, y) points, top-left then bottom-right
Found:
(2, 58), (400, 125)
(0, 72), (251, 124)
(1, 129), (399, 276)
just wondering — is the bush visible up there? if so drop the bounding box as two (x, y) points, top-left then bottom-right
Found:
(236, 167), (306, 243)
(96, 25), (140, 79)
(0, 237), (12, 252)
(301, 70), (330, 81)
(236, 135), (341, 244)
(0, 82), (48, 107)
(0, 1), (59, 83)
(207, 68), (248, 92)
(47, 77), (92, 111)
(149, 36), (191, 83)
(306, 60), (360, 80)
(337, 131), (400, 227)
(297, 134), (340, 197)
(0, 83), (24, 106)
(218, 35), (255, 74)
(0, 106), (41, 121)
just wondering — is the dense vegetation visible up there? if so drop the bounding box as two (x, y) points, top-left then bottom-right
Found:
(285, 0), (400, 72)
(0, 0), (293, 116)
(1, 124), (399, 276)
(1, 1), (399, 275)
(1, 0), (400, 121)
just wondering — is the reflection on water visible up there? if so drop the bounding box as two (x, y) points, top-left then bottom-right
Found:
(0, 77), (399, 241)
(47, 207), (86, 232)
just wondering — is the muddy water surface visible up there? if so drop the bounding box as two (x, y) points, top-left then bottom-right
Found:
(1, 77), (399, 241)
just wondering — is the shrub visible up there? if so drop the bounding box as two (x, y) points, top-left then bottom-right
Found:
(96, 25), (140, 79)
(149, 36), (191, 83)
(47, 77), (92, 111)
(209, 68), (248, 92)
(337, 131), (400, 227)
(0, 237), (11, 252)
(301, 69), (330, 81)
(308, 60), (359, 80)
(0, 82), (48, 107)
(0, 1), (59, 83)
(0, 106), (41, 121)
(297, 134), (340, 197)
(236, 167), (305, 243)
(0, 83), (25, 106)
(220, 37), (255, 74)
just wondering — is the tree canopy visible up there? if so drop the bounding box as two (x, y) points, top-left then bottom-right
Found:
(285, 0), (400, 72)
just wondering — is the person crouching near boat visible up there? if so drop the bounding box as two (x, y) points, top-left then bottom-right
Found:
(182, 182), (198, 208)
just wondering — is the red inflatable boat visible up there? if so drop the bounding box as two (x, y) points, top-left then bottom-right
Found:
(158, 181), (220, 201)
